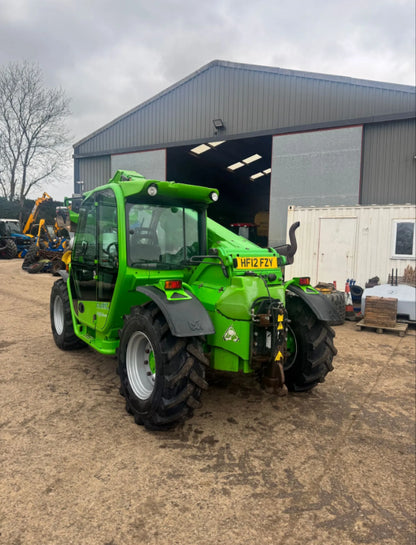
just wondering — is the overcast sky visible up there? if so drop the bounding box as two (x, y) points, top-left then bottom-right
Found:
(1, 0), (415, 199)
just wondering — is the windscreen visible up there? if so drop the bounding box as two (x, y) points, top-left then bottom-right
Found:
(5, 221), (20, 234)
(126, 202), (200, 269)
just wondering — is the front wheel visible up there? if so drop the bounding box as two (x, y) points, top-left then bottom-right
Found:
(0, 239), (18, 259)
(50, 279), (86, 350)
(117, 304), (208, 430)
(285, 295), (337, 392)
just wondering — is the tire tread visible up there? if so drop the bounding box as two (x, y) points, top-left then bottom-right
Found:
(285, 295), (336, 392)
(118, 304), (207, 430)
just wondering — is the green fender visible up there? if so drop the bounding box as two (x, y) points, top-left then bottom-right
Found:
(286, 284), (340, 323)
(136, 285), (215, 338)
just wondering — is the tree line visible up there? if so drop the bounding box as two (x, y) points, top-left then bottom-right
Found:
(0, 195), (61, 228)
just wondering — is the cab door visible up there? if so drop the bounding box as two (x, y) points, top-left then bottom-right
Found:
(70, 189), (119, 330)
(95, 190), (118, 329)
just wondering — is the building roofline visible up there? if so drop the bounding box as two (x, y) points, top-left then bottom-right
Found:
(212, 60), (416, 92)
(74, 59), (416, 149)
(73, 110), (416, 160)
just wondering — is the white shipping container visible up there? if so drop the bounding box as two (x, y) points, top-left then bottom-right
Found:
(284, 204), (416, 289)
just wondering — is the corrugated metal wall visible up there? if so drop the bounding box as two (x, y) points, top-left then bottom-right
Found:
(111, 149), (166, 181)
(361, 119), (416, 205)
(285, 204), (416, 287)
(74, 61), (416, 156)
(269, 127), (363, 246)
(77, 156), (111, 191)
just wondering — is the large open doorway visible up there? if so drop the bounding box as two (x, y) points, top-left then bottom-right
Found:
(166, 135), (272, 245)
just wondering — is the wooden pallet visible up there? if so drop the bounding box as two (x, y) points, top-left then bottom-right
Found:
(356, 319), (408, 337)
(364, 296), (397, 328)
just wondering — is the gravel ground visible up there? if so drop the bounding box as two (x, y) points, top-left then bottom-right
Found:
(0, 259), (415, 545)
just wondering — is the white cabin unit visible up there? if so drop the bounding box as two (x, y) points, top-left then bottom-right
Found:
(285, 204), (416, 288)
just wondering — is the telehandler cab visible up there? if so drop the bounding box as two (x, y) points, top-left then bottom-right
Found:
(50, 170), (337, 430)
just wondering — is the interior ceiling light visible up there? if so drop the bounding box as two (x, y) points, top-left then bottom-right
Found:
(242, 154), (262, 165)
(208, 140), (226, 147)
(250, 172), (265, 181)
(190, 144), (211, 155)
(227, 162), (245, 171)
(190, 141), (226, 156)
(263, 168), (271, 174)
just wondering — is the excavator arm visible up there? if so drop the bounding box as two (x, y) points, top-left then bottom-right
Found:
(22, 192), (53, 235)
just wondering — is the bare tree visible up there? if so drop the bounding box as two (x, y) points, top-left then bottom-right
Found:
(0, 61), (70, 205)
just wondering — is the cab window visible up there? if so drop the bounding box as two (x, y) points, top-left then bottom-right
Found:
(126, 203), (199, 268)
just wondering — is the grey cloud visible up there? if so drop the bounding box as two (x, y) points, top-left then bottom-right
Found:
(0, 0), (414, 201)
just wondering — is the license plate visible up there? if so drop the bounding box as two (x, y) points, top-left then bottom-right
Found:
(235, 256), (278, 270)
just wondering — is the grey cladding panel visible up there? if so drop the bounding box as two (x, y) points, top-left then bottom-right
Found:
(75, 62), (416, 156)
(111, 150), (166, 181)
(77, 156), (111, 192)
(361, 119), (416, 205)
(269, 127), (363, 246)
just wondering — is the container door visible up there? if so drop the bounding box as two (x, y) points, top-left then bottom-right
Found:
(318, 217), (357, 288)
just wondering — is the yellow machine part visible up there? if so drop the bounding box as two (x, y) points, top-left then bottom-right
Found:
(61, 250), (72, 270)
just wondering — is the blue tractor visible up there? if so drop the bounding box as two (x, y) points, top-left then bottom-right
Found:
(0, 219), (33, 259)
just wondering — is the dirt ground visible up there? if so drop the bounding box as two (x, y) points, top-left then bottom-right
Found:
(0, 259), (415, 545)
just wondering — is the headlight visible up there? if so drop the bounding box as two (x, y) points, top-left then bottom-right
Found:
(210, 191), (219, 202)
(147, 184), (158, 196)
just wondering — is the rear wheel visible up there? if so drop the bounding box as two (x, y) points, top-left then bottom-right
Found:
(117, 304), (208, 430)
(325, 290), (346, 326)
(22, 242), (38, 270)
(50, 279), (85, 350)
(285, 295), (337, 392)
(0, 239), (18, 259)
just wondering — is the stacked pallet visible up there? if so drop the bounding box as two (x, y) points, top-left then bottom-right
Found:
(364, 296), (397, 327)
(356, 296), (407, 336)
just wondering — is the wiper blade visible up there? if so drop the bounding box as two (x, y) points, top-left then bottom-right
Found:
(130, 261), (184, 270)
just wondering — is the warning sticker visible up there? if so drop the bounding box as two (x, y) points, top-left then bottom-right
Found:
(223, 326), (240, 342)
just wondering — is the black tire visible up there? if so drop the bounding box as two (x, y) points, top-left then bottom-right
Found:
(56, 228), (70, 239)
(0, 239), (18, 259)
(285, 295), (337, 392)
(325, 290), (346, 326)
(22, 242), (38, 270)
(117, 304), (209, 430)
(52, 259), (66, 276)
(50, 279), (86, 350)
(27, 261), (46, 274)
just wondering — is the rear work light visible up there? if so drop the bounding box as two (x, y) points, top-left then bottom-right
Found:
(299, 277), (310, 286)
(165, 280), (182, 290)
(147, 183), (158, 196)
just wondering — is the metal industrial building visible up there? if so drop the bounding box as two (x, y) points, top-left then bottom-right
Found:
(73, 59), (416, 249)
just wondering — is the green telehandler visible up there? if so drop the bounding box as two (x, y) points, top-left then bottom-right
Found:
(50, 170), (338, 430)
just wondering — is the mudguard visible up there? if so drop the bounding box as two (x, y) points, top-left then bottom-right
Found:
(136, 285), (215, 338)
(58, 270), (69, 281)
(286, 284), (340, 323)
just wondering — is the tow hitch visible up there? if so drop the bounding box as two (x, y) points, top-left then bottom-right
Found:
(251, 298), (288, 395)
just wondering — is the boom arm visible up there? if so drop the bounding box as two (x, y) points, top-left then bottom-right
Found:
(23, 193), (53, 235)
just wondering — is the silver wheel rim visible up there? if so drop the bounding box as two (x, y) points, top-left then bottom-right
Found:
(284, 324), (298, 371)
(53, 295), (65, 335)
(126, 331), (156, 400)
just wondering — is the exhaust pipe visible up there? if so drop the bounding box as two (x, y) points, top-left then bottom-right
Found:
(274, 221), (300, 265)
